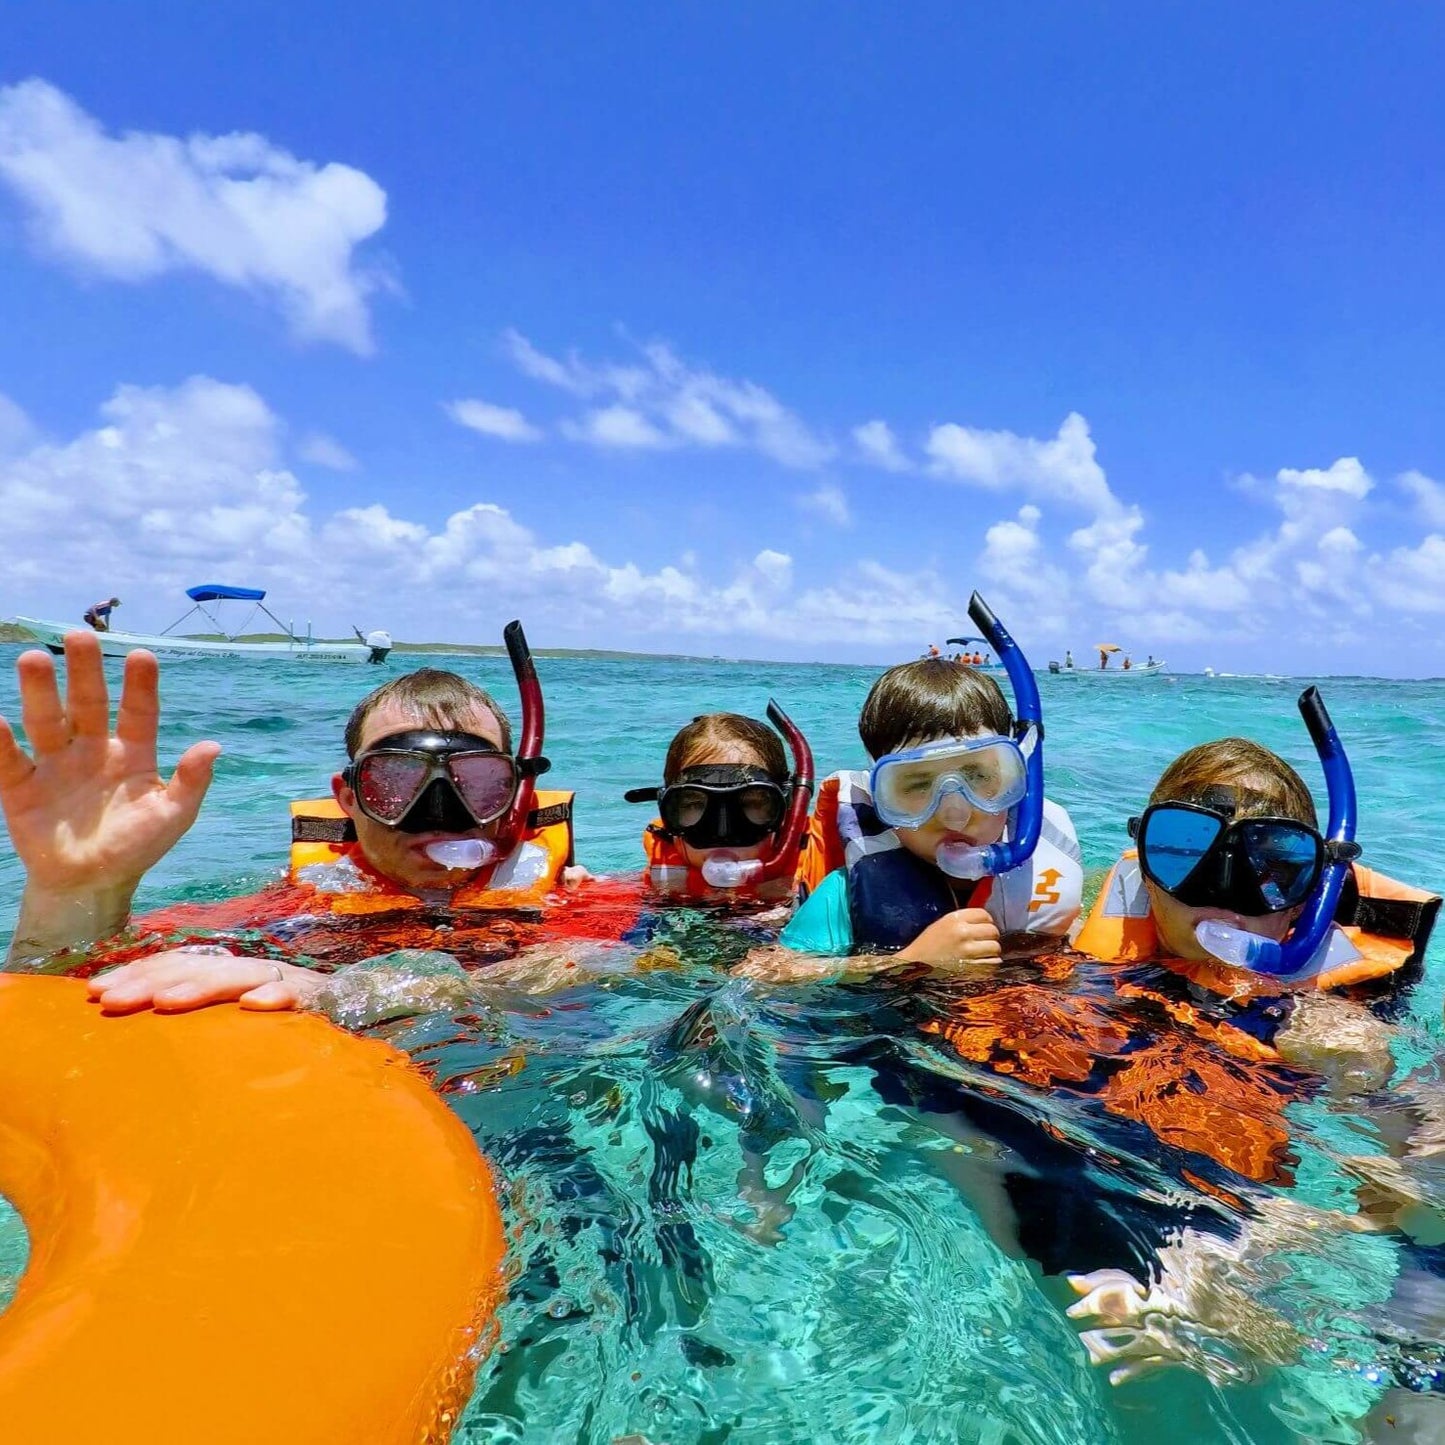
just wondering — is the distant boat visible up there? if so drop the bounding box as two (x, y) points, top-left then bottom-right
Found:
(1048, 658), (1168, 680)
(944, 635), (1008, 674)
(14, 585), (392, 664)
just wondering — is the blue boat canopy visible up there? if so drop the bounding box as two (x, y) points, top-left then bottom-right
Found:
(186, 585), (266, 602)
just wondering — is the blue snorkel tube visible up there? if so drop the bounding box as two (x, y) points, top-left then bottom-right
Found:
(1195, 686), (1361, 977)
(936, 591), (1044, 878)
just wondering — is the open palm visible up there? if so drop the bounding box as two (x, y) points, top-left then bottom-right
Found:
(0, 633), (219, 894)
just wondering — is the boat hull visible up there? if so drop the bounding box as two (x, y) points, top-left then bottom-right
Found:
(1051, 662), (1168, 680)
(13, 618), (373, 663)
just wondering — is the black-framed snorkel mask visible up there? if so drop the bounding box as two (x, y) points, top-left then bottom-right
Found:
(1135, 687), (1361, 977)
(343, 620), (550, 872)
(625, 700), (815, 890)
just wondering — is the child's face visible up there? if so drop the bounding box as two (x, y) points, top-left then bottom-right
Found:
(1145, 884), (1300, 962)
(674, 743), (775, 869)
(1138, 778), (1311, 960)
(887, 731), (1011, 867)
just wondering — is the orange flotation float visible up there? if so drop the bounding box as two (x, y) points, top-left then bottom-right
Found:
(0, 976), (505, 1445)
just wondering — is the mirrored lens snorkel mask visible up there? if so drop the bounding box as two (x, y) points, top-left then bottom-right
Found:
(345, 619), (551, 872)
(1187, 687), (1361, 977)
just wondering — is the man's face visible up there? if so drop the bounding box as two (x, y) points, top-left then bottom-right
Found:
(333, 698), (508, 892)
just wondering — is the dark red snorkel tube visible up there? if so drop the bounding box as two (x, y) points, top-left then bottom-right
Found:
(758, 699), (815, 882)
(698, 699), (815, 891)
(493, 619), (551, 855)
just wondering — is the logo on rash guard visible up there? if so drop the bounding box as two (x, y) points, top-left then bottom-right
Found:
(1029, 868), (1063, 910)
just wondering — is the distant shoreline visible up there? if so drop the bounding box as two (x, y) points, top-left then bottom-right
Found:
(3, 625), (1438, 680)
(0, 621), (790, 667)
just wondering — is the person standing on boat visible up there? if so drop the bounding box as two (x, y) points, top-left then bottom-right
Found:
(1064, 650), (1074, 669)
(82, 597), (120, 632)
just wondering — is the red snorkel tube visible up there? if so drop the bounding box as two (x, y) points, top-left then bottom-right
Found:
(419, 619), (552, 875)
(698, 699), (815, 891)
(494, 619), (551, 855)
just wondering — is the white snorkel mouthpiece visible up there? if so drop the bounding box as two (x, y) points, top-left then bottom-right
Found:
(425, 838), (499, 871)
(700, 852), (765, 890)
(1193, 918), (1271, 970)
(1195, 916), (1362, 979)
(935, 840), (995, 880)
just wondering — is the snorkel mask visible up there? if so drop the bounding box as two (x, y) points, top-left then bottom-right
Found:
(1133, 687), (1360, 977)
(626, 701), (816, 891)
(869, 591), (1044, 880)
(346, 619), (551, 872)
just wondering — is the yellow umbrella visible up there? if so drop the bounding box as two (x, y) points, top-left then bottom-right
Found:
(1094, 643), (1121, 654)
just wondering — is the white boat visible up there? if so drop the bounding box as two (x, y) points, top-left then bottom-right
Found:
(1048, 659), (1168, 680)
(14, 585), (392, 664)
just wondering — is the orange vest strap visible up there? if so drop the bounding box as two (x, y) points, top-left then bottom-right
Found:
(290, 795), (572, 844)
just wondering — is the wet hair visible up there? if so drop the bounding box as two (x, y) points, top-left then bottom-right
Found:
(1148, 737), (1317, 826)
(664, 713), (787, 783)
(858, 659), (1013, 760)
(344, 668), (512, 758)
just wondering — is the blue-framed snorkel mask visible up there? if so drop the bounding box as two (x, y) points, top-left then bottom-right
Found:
(869, 591), (1045, 880)
(1192, 687), (1362, 977)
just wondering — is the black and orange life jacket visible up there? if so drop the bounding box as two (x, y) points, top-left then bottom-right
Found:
(1074, 849), (1439, 998)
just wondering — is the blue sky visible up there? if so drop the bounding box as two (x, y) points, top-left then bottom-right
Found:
(2, 4), (1444, 671)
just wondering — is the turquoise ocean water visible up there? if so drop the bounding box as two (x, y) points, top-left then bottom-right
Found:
(2, 647), (1444, 1443)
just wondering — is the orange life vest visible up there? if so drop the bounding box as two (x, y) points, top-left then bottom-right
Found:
(287, 791), (575, 915)
(640, 822), (806, 902)
(1074, 850), (1439, 997)
(794, 775), (846, 898)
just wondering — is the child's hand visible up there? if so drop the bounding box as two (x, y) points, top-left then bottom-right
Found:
(896, 908), (1002, 972)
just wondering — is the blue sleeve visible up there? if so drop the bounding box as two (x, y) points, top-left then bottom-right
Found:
(779, 869), (854, 955)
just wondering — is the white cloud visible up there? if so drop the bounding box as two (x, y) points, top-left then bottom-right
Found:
(0, 376), (312, 604)
(1278, 457), (1372, 501)
(853, 419), (911, 472)
(0, 393), (35, 456)
(1221, 456), (1376, 624)
(1399, 470), (1445, 530)
(1370, 534), (1445, 614)
(796, 482), (852, 526)
(1066, 505), (1150, 611)
(926, 412), (1116, 514)
(0, 78), (389, 352)
(445, 399), (543, 444)
(0, 375), (942, 650)
(979, 505), (1068, 606)
(561, 406), (670, 450)
(297, 432), (358, 471)
(1153, 548), (1253, 614)
(504, 330), (833, 469)
(12, 374), (1445, 666)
